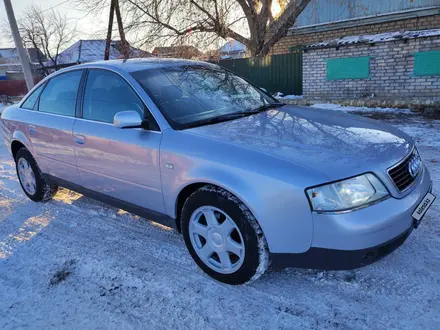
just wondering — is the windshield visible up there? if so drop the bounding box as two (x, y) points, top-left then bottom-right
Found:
(131, 64), (279, 129)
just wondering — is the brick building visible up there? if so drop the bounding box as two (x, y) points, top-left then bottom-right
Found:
(271, 2), (440, 55)
(269, 1), (440, 100)
(303, 30), (440, 99)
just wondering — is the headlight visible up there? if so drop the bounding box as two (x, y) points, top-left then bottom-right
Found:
(306, 173), (389, 212)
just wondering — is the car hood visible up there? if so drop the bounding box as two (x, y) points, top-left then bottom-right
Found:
(185, 105), (413, 181)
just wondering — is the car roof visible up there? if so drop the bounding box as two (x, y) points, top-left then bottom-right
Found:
(70, 57), (212, 73)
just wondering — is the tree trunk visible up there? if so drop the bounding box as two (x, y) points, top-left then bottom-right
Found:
(104, 0), (115, 61)
(114, 0), (130, 59)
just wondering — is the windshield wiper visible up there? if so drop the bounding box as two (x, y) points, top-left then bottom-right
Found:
(182, 103), (285, 129)
(251, 102), (285, 113)
(183, 112), (252, 129)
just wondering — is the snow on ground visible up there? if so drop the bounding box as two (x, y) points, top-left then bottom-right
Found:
(274, 92), (304, 100)
(1, 107), (440, 329)
(312, 103), (440, 148)
(311, 103), (412, 114)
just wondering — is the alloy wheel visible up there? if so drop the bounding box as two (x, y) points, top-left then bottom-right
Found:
(17, 158), (36, 195)
(189, 206), (245, 274)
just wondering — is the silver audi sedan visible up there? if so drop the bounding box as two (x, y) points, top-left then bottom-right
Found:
(0, 59), (435, 284)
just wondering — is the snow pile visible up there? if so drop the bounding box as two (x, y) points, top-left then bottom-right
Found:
(219, 40), (247, 53)
(306, 29), (440, 49)
(274, 92), (304, 99)
(312, 103), (413, 114)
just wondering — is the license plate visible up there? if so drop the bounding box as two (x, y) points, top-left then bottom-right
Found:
(412, 192), (436, 225)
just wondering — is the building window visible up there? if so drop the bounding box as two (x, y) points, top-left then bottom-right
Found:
(326, 56), (370, 80)
(414, 50), (440, 77)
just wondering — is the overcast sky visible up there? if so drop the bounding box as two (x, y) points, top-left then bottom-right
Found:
(0, 0), (108, 48)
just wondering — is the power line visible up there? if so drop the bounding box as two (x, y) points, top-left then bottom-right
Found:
(40, 0), (71, 13)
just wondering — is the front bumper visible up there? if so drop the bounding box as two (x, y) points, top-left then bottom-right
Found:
(311, 166), (432, 251)
(271, 225), (413, 270)
(272, 166), (433, 270)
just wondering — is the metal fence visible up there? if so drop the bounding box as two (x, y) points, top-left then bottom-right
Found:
(217, 52), (302, 96)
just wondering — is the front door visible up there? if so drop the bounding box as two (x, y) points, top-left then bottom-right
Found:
(73, 69), (164, 214)
(27, 70), (84, 183)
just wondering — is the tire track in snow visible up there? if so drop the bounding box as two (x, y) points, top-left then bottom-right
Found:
(1, 121), (440, 329)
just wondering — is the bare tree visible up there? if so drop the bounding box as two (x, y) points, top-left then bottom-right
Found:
(77, 0), (311, 57)
(105, 0), (131, 60)
(8, 5), (78, 74)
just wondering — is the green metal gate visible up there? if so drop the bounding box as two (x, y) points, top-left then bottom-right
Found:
(218, 52), (302, 95)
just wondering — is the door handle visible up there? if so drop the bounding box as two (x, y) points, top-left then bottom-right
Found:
(28, 125), (36, 135)
(74, 134), (85, 145)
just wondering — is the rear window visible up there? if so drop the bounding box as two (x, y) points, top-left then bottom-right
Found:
(21, 83), (46, 110)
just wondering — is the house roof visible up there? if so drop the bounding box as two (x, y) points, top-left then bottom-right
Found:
(0, 47), (47, 63)
(218, 40), (246, 54)
(0, 48), (16, 59)
(56, 40), (150, 65)
(152, 45), (202, 57)
(305, 29), (440, 50)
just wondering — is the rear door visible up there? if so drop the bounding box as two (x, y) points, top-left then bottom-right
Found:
(73, 69), (164, 213)
(26, 70), (84, 183)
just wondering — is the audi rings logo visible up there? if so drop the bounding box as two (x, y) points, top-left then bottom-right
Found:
(408, 155), (422, 178)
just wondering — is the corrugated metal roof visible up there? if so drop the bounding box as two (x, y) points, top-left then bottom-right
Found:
(0, 48), (46, 63)
(295, 0), (439, 28)
(305, 29), (440, 49)
(56, 40), (150, 65)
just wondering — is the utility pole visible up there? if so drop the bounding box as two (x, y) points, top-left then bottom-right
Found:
(114, 0), (130, 59)
(104, 0), (115, 60)
(104, 0), (130, 61)
(3, 0), (34, 91)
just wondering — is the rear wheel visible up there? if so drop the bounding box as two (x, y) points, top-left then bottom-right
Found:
(181, 185), (269, 285)
(15, 148), (58, 202)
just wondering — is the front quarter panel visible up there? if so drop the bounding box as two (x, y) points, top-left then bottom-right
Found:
(160, 129), (322, 254)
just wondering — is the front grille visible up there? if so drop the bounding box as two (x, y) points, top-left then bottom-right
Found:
(388, 149), (421, 191)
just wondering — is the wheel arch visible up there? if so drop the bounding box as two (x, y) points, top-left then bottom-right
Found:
(175, 182), (208, 232)
(11, 140), (27, 160)
(174, 181), (260, 233)
(11, 130), (34, 159)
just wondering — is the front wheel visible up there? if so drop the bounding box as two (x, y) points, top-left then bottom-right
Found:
(181, 185), (269, 285)
(15, 148), (58, 202)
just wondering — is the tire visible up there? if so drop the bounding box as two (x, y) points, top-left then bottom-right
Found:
(15, 148), (58, 202)
(181, 185), (269, 285)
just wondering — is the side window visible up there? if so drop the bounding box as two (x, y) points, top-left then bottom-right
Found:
(38, 70), (82, 116)
(21, 83), (46, 110)
(83, 70), (144, 123)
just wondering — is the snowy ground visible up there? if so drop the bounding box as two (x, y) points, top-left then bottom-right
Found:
(311, 103), (413, 114)
(0, 106), (439, 329)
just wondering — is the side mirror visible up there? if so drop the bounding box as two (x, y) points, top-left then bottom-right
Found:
(113, 111), (143, 128)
